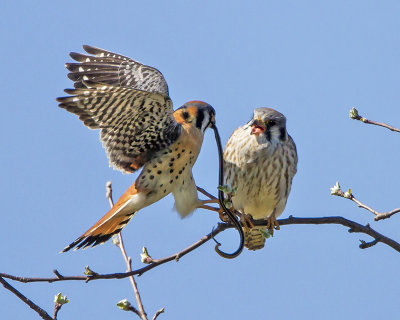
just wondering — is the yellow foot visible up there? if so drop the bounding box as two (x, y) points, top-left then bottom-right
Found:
(266, 214), (280, 236)
(240, 213), (255, 233)
(198, 200), (229, 223)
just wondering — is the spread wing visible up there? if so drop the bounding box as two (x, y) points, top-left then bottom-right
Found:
(57, 46), (180, 173)
(66, 45), (169, 95)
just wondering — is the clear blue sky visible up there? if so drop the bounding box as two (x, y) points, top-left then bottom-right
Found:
(1, 1), (399, 319)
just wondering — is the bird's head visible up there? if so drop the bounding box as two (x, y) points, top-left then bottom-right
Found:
(174, 101), (216, 132)
(249, 108), (287, 142)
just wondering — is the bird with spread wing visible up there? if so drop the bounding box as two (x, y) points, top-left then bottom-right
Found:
(58, 45), (221, 252)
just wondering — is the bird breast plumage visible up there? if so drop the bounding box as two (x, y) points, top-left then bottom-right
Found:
(135, 123), (204, 217)
(224, 125), (297, 220)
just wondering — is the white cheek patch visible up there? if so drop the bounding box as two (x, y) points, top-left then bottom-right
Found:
(270, 126), (282, 141)
(201, 113), (210, 132)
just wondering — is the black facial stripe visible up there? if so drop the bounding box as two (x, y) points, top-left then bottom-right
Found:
(265, 127), (271, 141)
(279, 127), (286, 141)
(195, 109), (205, 129)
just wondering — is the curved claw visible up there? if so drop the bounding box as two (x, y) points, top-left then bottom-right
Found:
(212, 125), (244, 259)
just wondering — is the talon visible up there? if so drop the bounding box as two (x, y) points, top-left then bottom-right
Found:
(219, 208), (229, 222)
(266, 214), (280, 236)
(240, 213), (255, 232)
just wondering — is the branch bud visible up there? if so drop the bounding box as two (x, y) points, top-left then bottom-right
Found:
(116, 299), (132, 311)
(140, 246), (153, 264)
(224, 200), (233, 209)
(330, 181), (341, 196)
(260, 229), (272, 239)
(344, 188), (352, 199)
(54, 293), (69, 305)
(84, 265), (98, 276)
(349, 107), (359, 119)
(112, 235), (120, 247)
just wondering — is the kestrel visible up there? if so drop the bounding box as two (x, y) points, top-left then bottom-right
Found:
(57, 45), (219, 252)
(223, 108), (297, 250)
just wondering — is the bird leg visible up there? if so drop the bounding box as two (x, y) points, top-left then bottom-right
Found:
(198, 204), (220, 212)
(197, 186), (227, 221)
(266, 213), (280, 236)
(239, 213), (255, 233)
(198, 200), (229, 222)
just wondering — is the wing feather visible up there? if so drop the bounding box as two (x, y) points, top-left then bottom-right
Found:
(66, 45), (169, 94)
(57, 82), (180, 173)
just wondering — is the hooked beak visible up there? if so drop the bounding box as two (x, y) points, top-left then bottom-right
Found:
(209, 114), (216, 129)
(250, 119), (266, 135)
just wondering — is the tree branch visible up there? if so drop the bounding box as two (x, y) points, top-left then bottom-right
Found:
(1, 214), (399, 287)
(349, 107), (400, 133)
(53, 304), (62, 320)
(330, 182), (400, 221)
(152, 308), (165, 320)
(0, 276), (53, 320)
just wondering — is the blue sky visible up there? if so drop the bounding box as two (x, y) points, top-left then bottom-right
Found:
(1, 1), (400, 319)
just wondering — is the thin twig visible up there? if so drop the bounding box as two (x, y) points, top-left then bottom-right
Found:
(350, 108), (400, 133)
(152, 307), (165, 320)
(197, 186), (218, 200)
(331, 183), (400, 221)
(2, 214), (400, 287)
(127, 304), (142, 317)
(53, 303), (62, 320)
(0, 276), (53, 320)
(106, 181), (147, 320)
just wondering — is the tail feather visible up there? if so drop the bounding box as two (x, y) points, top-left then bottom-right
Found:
(61, 183), (140, 252)
(244, 227), (267, 251)
(62, 212), (136, 252)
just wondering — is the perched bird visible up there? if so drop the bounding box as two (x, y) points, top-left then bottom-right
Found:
(223, 108), (297, 250)
(57, 45), (218, 252)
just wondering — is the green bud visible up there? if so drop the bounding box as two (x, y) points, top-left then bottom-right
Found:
(54, 293), (69, 305)
(224, 200), (233, 209)
(140, 246), (152, 264)
(344, 188), (352, 198)
(84, 265), (97, 276)
(260, 229), (272, 239)
(349, 108), (359, 119)
(117, 299), (132, 311)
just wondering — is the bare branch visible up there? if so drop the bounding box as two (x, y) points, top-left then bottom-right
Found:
(152, 307), (165, 320)
(330, 182), (400, 221)
(53, 303), (62, 320)
(349, 108), (400, 133)
(0, 276), (53, 320)
(271, 216), (400, 251)
(106, 181), (147, 320)
(128, 305), (142, 317)
(117, 299), (141, 317)
(197, 186), (218, 200)
(2, 215), (400, 287)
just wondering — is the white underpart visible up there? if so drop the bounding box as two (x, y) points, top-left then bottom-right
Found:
(173, 171), (200, 218)
(224, 124), (296, 220)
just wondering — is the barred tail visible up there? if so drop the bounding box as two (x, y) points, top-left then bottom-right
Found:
(244, 227), (267, 251)
(62, 183), (142, 252)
